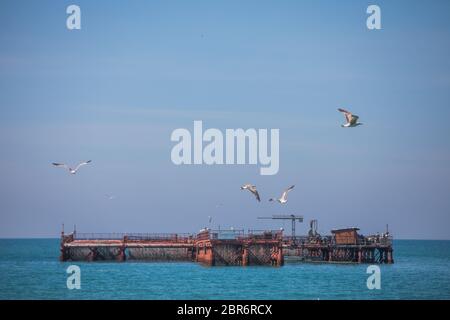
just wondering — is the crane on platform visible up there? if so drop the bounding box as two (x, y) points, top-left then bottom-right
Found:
(257, 214), (304, 238)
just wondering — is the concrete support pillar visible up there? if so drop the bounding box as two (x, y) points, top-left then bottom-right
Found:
(358, 249), (362, 263)
(242, 247), (249, 266)
(206, 246), (215, 266)
(387, 249), (393, 264)
(88, 248), (97, 262)
(276, 247), (284, 266)
(59, 247), (66, 261)
(116, 246), (126, 262)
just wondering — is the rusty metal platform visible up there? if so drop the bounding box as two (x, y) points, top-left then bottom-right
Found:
(60, 228), (393, 265)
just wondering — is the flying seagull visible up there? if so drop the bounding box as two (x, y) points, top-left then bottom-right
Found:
(105, 194), (116, 200)
(52, 160), (92, 174)
(240, 183), (261, 202)
(338, 108), (363, 127)
(269, 185), (295, 204)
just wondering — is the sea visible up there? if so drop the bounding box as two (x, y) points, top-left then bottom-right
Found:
(0, 239), (449, 300)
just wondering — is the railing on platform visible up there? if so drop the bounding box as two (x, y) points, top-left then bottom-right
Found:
(61, 233), (74, 243)
(247, 230), (283, 240)
(360, 235), (393, 246)
(66, 231), (393, 246)
(207, 229), (283, 240)
(72, 232), (195, 241)
(73, 233), (127, 240)
(209, 229), (245, 240)
(283, 235), (332, 245)
(126, 233), (194, 241)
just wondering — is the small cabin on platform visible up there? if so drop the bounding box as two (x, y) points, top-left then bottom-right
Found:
(331, 228), (359, 245)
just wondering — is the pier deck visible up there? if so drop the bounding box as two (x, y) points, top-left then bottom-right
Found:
(60, 228), (393, 266)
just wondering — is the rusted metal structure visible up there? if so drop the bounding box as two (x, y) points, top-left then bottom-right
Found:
(283, 227), (394, 264)
(60, 229), (284, 266)
(60, 231), (195, 262)
(195, 229), (283, 266)
(332, 228), (360, 245)
(257, 215), (303, 239)
(60, 225), (393, 265)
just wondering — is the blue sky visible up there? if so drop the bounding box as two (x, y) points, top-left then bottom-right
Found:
(1, 0), (449, 238)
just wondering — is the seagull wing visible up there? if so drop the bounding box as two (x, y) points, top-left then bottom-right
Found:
(73, 160), (92, 172)
(338, 108), (353, 124)
(253, 189), (261, 202)
(280, 185), (295, 201)
(350, 114), (359, 125)
(52, 163), (68, 170)
(247, 185), (261, 202)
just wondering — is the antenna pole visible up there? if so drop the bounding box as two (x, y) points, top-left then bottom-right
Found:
(292, 220), (295, 238)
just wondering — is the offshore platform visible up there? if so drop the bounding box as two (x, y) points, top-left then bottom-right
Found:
(60, 216), (394, 266)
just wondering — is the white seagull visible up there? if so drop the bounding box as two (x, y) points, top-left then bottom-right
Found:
(269, 185), (295, 204)
(338, 108), (363, 127)
(240, 183), (261, 202)
(52, 160), (92, 174)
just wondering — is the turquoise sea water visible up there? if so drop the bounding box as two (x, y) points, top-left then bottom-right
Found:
(0, 239), (449, 300)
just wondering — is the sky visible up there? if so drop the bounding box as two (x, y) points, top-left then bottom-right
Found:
(0, 0), (449, 239)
